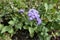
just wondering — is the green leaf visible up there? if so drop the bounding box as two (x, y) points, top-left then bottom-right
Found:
(8, 28), (14, 34)
(52, 0), (58, 3)
(44, 3), (48, 12)
(1, 26), (8, 33)
(1, 25), (14, 34)
(0, 24), (4, 30)
(23, 26), (29, 29)
(15, 23), (23, 30)
(8, 20), (15, 26)
(29, 27), (34, 37)
(34, 27), (38, 31)
(48, 4), (53, 9)
(42, 26), (49, 32)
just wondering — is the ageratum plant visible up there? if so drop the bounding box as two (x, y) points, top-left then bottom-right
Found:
(0, 0), (60, 40)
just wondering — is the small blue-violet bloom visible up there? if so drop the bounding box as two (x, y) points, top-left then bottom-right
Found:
(28, 8), (40, 19)
(19, 9), (24, 13)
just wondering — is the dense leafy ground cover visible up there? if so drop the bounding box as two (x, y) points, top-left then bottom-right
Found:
(0, 0), (60, 40)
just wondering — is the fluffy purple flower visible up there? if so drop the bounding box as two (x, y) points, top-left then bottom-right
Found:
(28, 8), (42, 25)
(19, 9), (24, 13)
(28, 8), (40, 18)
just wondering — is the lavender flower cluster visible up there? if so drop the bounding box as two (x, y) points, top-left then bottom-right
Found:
(19, 8), (42, 25)
(28, 9), (42, 25)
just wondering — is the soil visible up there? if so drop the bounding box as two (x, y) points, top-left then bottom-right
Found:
(12, 29), (60, 40)
(12, 29), (39, 40)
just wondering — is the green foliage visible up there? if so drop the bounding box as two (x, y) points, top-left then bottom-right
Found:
(29, 27), (34, 37)
(0, 24), (4, 30)
(0, 0), (60, 40)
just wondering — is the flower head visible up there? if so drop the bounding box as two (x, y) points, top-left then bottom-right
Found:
(19, 9), (24, 13)
(28, 8), (40, 19)
(28, 8), (42, 25)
